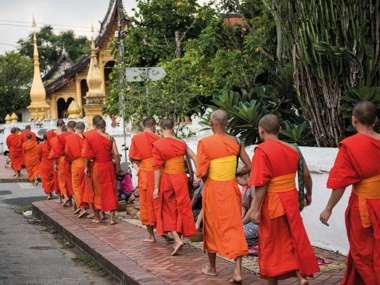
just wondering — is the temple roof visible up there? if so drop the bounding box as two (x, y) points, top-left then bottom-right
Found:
(44, 0), (128, 95)
(42, 51), (74, 83)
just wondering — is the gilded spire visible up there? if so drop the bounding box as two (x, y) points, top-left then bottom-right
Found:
(67, 100), (81, 118)
(28, 17), (49, 121)
(86, 26), (103, 97)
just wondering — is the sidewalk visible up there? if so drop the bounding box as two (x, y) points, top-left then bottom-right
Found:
(33, 200), (345, 285)
(0, 155), (28, 183)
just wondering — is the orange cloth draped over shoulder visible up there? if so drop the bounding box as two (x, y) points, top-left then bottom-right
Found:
(152, 137), (196, 237)
(22, 140), (41, 182)
(196, 134), (248, 259)
(86, 131), (117, 212)
(39, 136), (55, 195)
(6, 134), (23, 172)
(65, 133), (86, 208)
(129, 131), (160, 226)
(20, 130), (37, 143)
(327, 133), (380, 285)
(81, 130), (95, 205)
(249, 140), (319, 278)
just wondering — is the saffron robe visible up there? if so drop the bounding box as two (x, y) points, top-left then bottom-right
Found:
(196, 134), (248, 259)
(46, 132), (60, 195)
(6, 134), (23, 172)
(65, 133), (86, 208)
(129, 131), (160, 226)
(49, 132), (73, 198)
(39, 140), (55, 194)
(81, 131), (95, 205)
(20, 130), (37, 143)
(152, 137), (196, 237)
(250, 140), (319, 278)
(22, 140), (41, 182)
(327, 133), (380, 285)
(85, 131), (118, 212)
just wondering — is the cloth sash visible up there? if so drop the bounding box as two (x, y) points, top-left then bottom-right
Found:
(353, 174), (380, 228)
(266, 173), (296, 219)
(208, 155), (237, 181)
(163, 156), (185, 174)
(139, 157), (155, 171)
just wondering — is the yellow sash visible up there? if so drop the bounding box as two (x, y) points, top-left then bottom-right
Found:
(266, 173), (296, 219)
(139, 157), (155, 171)
(163, 156), (185, 174)
(353, 175), (380, 228)
(208, 155), (237, 181)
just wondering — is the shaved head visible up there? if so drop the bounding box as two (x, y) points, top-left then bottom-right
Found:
(143, 117), (156, 128)
(259, 114), (281, 135)
(57, 119), (65, 128)
(92, 115), (103, 126)
(160, 118), (174, 130)
(353, 101), (377, 126)
(67, 121), (76, 130)
(95, 118), (106, 130)
(211, 110), (228, 127)
(75, 122), (85, 131)
(25, 125), (31, 130)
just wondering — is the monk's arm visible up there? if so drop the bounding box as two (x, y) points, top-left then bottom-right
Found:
(153, 169), (161, 199)
(237, 146), (251, 176)
(186, 146), (197, 169)
(249, 185), (267, 224)
(320, 188), (345, 226)
(303, 161), (313, 205)
(111, 138), (121, 174)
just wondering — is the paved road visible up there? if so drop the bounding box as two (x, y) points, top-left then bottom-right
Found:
(0, 182), (115, 285)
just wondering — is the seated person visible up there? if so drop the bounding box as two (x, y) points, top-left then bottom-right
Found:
(237, 174), (259, 247)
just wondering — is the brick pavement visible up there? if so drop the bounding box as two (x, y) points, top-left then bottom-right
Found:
(32, 200), (345, 285)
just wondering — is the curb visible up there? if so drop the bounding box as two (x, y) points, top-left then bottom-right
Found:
(32, 202), (163, 285)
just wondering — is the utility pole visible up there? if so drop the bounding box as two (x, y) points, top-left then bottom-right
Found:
(117, 0), (128, 164)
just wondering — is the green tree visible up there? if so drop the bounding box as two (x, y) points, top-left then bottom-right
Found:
(18, 26), (89, 74)
(0, 52), (33, 122)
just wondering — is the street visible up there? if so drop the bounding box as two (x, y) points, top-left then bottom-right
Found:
(0, 182), (115, 285)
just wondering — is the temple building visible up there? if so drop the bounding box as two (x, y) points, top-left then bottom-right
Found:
(28, 0), (128, 122)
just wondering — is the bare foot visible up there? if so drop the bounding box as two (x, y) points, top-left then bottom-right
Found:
(74, 208), (81, 215)
(143, 237), (156, 242)
(300, 279), (309, 285)
(229, 277), (242, 284)
(202, 265), (217, 276)
(92, 218), (101, 224)
(171, 242), (184, 256)
(87, 213), (95, 219)
(78, 210), (87, 218)
(110, 220), (117, 225)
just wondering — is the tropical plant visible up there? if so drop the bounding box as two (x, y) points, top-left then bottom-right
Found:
(271, 1), (380, 146)
(280, 121), (313, 146)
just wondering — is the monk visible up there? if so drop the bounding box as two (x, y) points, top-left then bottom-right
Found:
(320, 101), (380, 285)
(249, 114), (319, 285)
(152, 118), (197, 255)
(196, 110), (251, 283)
(49, 119), (69, 204)
(20, 125), (37, 143)
(39, 131), (56, 199)
(65, 122), (87, 217)
(22, 133), (41, 183)
(85, 118), (120, 225)
(6, 128), (23, 177)
(129, 117), (160, 242)
(82, 115), (104, 220)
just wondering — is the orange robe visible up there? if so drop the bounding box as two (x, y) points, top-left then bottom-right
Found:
(20, 130), (37, 143)
(153, 137), (196, 237)
(22, 140), (41, 182)
(327, 133), (380, 285)
(49, 132), (73, 198)
(65, 133), (86, 208)
(39, 140), (55, 194)
(81, 131), (95, 205)
(196, 134), (247, 259)
(6, 134), (23, 172)
(129, 131), (160, 226)
(250, 140), (319, 278)
(85, 131), (117, 212)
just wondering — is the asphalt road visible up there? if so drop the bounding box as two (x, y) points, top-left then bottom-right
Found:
(0, 182), (115, 285)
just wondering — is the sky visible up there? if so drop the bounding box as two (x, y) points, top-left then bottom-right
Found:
(0, 0), (211, 55)
(0, 0), (137, 54)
